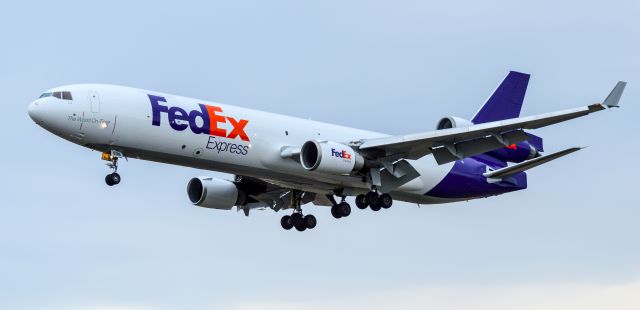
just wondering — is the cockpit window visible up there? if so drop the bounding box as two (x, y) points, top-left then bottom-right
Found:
(41, 91), (73, 100)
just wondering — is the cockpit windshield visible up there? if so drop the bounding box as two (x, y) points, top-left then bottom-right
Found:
(40, 91), (73, 100)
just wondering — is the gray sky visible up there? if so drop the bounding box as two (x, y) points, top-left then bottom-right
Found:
(1, 1), (639, 309)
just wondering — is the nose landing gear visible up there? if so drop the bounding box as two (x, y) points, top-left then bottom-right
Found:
(102, 150), (123, 186)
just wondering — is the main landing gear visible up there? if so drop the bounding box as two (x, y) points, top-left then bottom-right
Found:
(281, 213), (317, 231)
(102, 151), (122, 186)
(355, 191), (393, 211)
(281, 190), (317, 232)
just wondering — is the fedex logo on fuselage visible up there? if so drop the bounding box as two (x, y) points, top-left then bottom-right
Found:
(331, 148), (352, 160)
(149, 95), (249, 142)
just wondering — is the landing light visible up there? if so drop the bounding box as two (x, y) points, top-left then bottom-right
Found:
(101, 151), (112, 161)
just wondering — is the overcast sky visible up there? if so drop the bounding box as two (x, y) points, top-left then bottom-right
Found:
(1, 1), (639, 309)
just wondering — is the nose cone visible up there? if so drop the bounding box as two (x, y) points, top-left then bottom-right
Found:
(28, 101), (43, 123)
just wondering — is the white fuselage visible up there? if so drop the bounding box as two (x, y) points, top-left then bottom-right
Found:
(28, 84), (457, 204)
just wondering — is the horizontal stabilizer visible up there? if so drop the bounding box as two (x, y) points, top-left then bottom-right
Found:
(483, 147), (582, 179)
(603, 81), (627, 107)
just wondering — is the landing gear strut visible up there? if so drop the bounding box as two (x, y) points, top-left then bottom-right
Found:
(280, 190), (317, 231)
(102, 150), (122, 186)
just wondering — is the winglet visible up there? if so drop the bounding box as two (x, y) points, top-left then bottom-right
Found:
(603, 81), (627, 108)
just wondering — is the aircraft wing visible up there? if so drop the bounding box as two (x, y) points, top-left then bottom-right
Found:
(357, 81), (626, 164)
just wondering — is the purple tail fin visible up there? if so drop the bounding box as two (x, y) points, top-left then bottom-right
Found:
(471, 71), (530, 124)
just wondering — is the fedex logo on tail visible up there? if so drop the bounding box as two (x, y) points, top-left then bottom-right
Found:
(331, 148), (352, 160)
(149, 95), (249, 142)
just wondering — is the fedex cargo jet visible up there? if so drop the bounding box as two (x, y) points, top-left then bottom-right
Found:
(27, 72), (626, 231)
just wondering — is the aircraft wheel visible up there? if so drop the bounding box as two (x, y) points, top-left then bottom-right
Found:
(370, 200), (382, 211)
(111, 173), (121, 185)
(294, 221), (307, 231)
(304, 214), (317, 229)
(365, 191), (379, 207)
(355, 194), (368, 209)
(105, 173), (121, 186)
(379, 193), (393, 209)
(105, 175), (114, 186)
(290, 213), (304, 227)
(331, 205), (342, 219)
(281, 215), (293, 230)
(339, 202), (351, 217)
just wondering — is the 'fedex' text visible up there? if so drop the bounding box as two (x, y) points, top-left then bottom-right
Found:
(149, 95), (250, 142)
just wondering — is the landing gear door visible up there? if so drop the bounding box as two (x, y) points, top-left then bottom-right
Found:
(89, 91), (100, 113)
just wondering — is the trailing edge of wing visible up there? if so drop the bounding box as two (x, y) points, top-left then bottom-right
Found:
(483, 147), (582, 179)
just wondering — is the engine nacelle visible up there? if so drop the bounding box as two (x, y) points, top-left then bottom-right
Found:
(300, 140), (364, 175)
(485, 141), (540, 163)
(436, 116), (473, 130)
(187, 177), (247, 210)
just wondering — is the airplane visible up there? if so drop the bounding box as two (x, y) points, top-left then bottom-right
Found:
(27, 71), (626, 232)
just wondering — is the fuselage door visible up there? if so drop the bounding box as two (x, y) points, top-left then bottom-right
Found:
(81, 90), (116, 145)
(89, 91), (100, 113)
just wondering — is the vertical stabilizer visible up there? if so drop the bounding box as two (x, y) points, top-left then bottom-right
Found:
(472, 71), (530, 124)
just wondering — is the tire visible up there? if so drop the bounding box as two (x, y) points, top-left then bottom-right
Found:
(365, 191), (379, 207)
(290, 213), (304, 227)
(105, 175), (114, 186)
(281, 215), (293, 230)
(331, 205), (342, 219)
(370, 201), (382, 211)
(379, 193), (393, 209)
(294, 221), (307, 231)
(304, 215), (317, 229)
(339, 202), (351, 217)
(110, 173), (121, 185)
(355, 194), (368, 209)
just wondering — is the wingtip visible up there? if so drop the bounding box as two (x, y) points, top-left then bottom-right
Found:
(603, 81), (627, 107)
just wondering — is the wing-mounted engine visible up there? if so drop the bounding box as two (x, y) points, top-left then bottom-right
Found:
(436, 116), (473, 130)
(187, 177), (248, 210)
(300, 140), (365, 175)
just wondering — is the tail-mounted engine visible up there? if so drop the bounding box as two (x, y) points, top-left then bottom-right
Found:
(300, 140), (365, 175)
(436, 116), (473, 130)
(485, 141), (541, 163)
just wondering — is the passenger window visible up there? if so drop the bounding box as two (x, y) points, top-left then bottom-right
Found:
(62, 91), (73, 100)
(53, 92), (62, 99)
